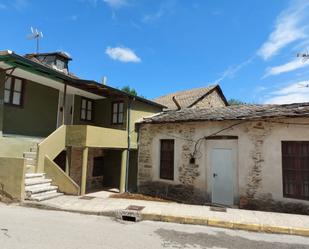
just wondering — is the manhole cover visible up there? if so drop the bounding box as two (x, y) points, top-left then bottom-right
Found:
(79, 196), (95, 200)
(126, 205), (145, 211)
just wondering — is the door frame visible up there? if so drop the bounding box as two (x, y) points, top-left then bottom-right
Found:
(205, 139), (238, 205)
(56, 91), (75, 128)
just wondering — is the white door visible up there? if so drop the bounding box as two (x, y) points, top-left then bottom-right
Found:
(57, 92), (74, 127)
(211, 148), (234, 206)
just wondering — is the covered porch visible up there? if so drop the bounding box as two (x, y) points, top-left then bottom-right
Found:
(36, 124), (137, 196)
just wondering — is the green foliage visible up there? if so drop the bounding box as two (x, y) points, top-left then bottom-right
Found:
(228, 98), (246, 105)
(120, 85), (138, 96)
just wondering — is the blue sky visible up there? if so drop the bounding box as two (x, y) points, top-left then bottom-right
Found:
(1, 0), (309, 104)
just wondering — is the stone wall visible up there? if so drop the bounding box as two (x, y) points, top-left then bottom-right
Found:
(137, 119), (309, 213)
(193, 90), (226, 108)
(138, 123), (207, 204)
(69, 147), (105, 191)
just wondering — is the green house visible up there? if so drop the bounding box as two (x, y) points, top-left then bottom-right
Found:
(0, 50), (164, 200)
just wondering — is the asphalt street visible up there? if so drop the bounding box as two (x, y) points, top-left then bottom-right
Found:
(0, 203), (308, 249)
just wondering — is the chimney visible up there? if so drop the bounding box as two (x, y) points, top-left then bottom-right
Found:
(102, 76), (107, 85)
(25, 51), (72, 74)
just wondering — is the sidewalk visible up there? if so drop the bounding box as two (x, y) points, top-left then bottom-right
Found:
(22, 195), (309, 237)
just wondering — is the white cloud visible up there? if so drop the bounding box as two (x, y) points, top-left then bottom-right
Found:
(264, 58), (309, 77)
(143, 9), (164, 23)
(215, 56), (254, 83)
(105, 46), (141, 63)
(258, 1), (309, 60)
(142, 0), (177, 23)
(103, 0), (127, 8)
(12, 0), (29, 11)
(264, 81), (309, 104)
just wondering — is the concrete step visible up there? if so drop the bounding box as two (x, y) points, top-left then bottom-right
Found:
(25, 158), (37, 166)
(27, 192), (63, 202)
(30, 189), (58, 198)
(25, 182), (51, 191)
(25, 173), (45, 179)
(26, 165), (36, 174)
(25, 178), (51, 186)
(25, 185), (58, 194)
(23, 152), (37, 159)
(30, 146), (38, 153)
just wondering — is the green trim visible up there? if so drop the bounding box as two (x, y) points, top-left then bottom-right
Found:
(0, 53), (165, 109)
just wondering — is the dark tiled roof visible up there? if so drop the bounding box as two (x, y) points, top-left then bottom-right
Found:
(154, 85), (219, 109)
(0, 50), (165, 109)
(141, 103), (309, 124)
(25, 51), (72, 60)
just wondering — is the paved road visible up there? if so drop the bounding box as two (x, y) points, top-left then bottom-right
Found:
(0, 204), (308, 249)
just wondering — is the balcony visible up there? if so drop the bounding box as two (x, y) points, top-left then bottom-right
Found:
(65, 125), (128, 148)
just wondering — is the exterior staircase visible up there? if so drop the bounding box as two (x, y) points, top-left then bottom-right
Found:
(23, 145), (63, 201)
(25, 173), (63, 201)
(24, 144), (39, 174)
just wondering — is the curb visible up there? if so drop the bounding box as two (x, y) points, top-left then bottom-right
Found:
(141, 214), (309, 237)
(21, 202), (309, 237)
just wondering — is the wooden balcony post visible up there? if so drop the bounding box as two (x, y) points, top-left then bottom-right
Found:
(119, 149), (128, 193)
(0, 71), (5, 136)
(81, 147), (88, 195)
(62, 82), (67, 125)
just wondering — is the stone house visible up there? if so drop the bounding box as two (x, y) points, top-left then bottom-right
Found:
(154, 85), (228, 110)
(137, 101), (309, 213)
(0, 50), (164, 201)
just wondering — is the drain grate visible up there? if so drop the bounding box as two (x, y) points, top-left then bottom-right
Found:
(210, 206), (227, 212)
(126, 205), (145, 211)
(79, 196), (95, 200)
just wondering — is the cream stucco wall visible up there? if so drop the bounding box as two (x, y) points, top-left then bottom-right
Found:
(138, 118), (309, 208)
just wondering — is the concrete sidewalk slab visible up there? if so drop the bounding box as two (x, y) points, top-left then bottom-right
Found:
(22, 195), (309, 237)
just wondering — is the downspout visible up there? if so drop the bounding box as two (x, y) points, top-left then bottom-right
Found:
(125, 97), (132, 192)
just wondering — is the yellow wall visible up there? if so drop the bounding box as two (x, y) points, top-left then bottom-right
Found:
(130, 100), (162, 148)
(44, 156), (80, 195)
(0, 157), (25, 200)
(0, 136), (40, 158)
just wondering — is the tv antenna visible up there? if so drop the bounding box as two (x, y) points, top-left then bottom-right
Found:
(297, 48), (309, 63)
(27, 27), (43, 54)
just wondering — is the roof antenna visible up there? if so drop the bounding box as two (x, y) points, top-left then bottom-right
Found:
(27, 27), (43, 54)
(297, 48), (309, 63)
(297, 48), (309, 88)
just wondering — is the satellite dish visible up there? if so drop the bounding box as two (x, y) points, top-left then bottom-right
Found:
(27, 27), (43, 54)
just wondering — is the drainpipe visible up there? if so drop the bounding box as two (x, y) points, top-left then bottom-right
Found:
(125, 97), (132, 192)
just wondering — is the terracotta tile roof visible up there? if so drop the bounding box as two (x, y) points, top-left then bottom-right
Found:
(141, 102), (309, 124)
(154, 85), (220, 109)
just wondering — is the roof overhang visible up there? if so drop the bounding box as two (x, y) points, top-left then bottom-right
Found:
(0, 50), (165, 108)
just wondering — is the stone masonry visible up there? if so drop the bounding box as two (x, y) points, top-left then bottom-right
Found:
(137, 119), (309, 214)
